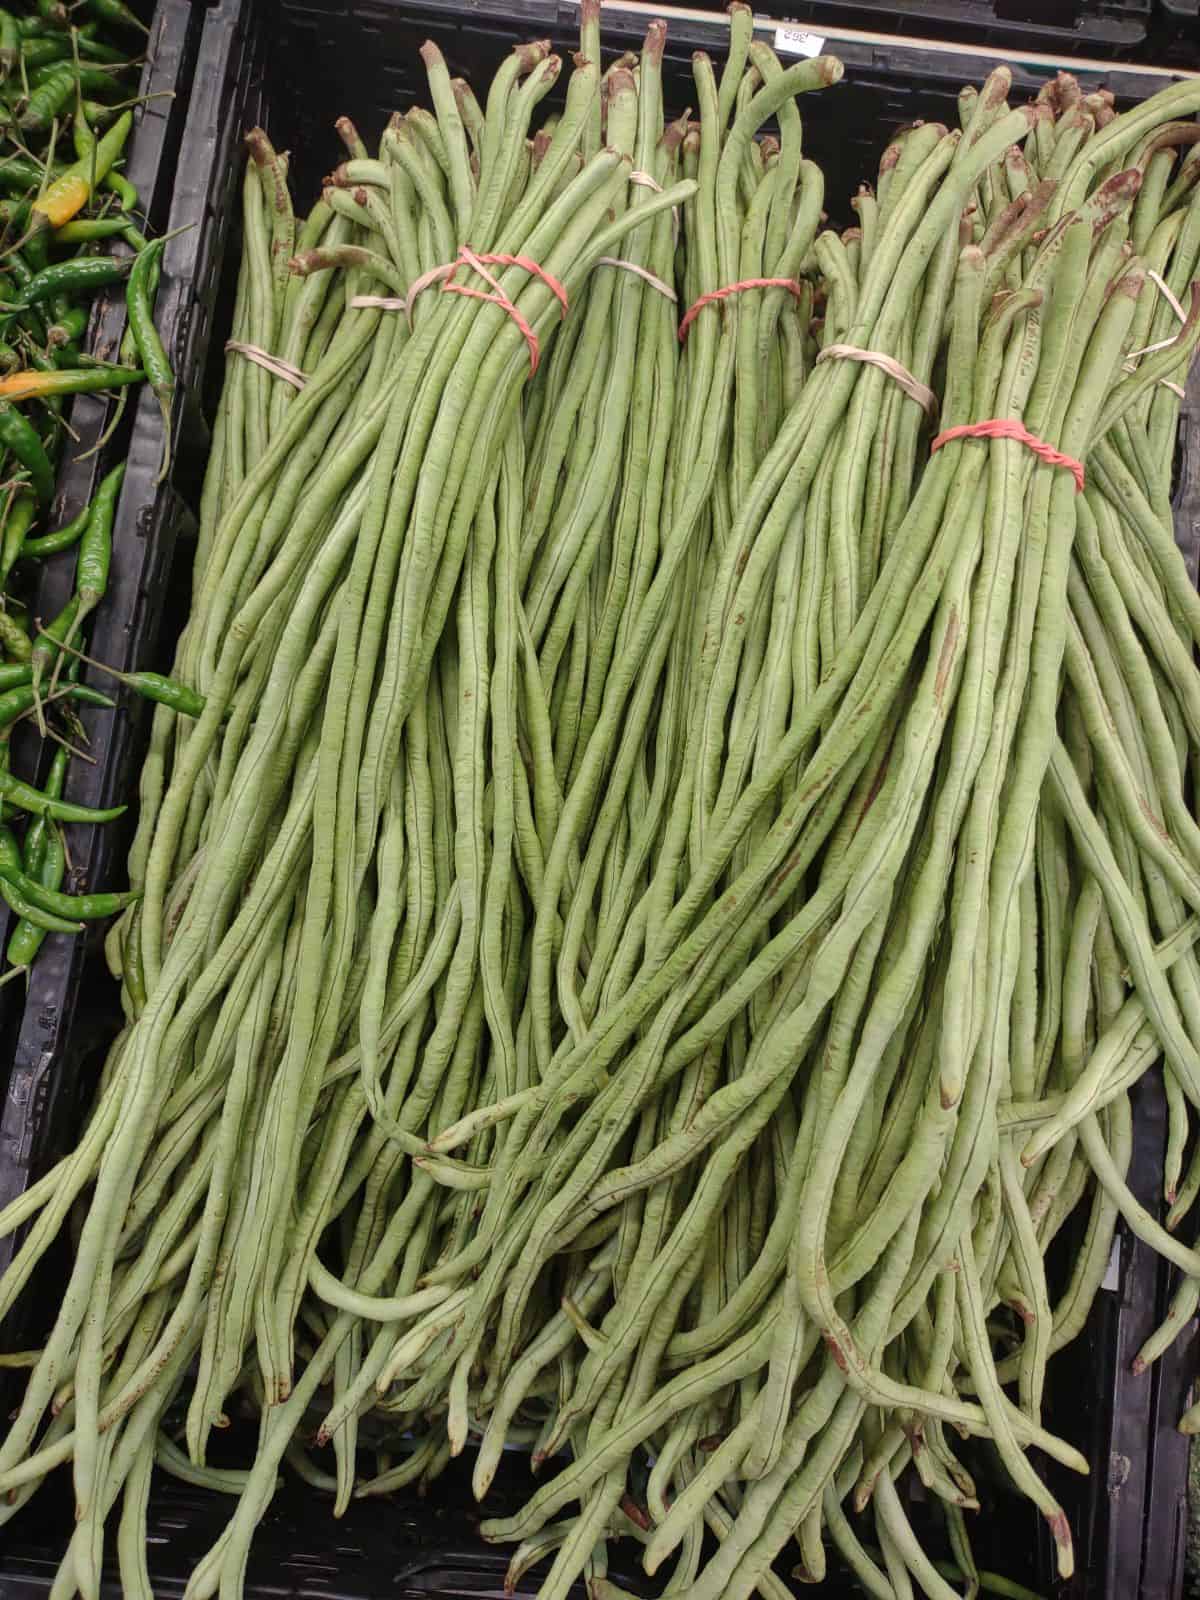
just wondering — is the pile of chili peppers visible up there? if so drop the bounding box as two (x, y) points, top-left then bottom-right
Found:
(0, 0), (175, 982)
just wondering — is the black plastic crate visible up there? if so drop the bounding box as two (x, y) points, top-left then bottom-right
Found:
(0, 1), (1197, 1596)
(692, 0), (1156, 61)
(180, 0), (1200, 230)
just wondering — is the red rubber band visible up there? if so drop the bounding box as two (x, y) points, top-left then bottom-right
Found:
(478, 251), (569, 318)
(441, 248), (568, 376)
(678, 277), (805, 343)
(929, 419), (1085, 492)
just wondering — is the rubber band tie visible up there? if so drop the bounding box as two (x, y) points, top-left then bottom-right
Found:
(930, 419), (1085, 492)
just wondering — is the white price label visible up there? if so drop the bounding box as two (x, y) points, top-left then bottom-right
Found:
(773, 26), (825, 56)
(1101, 1238), (1121, 1292)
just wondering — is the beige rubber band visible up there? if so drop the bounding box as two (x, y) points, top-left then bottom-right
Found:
(629, 168), (680, 243)
(1149, 268), (1188, 327)
(225, 340), (306, 391)
(1120, 270), (1190, 399)
(350, 293), (409, 313)
(595, 257), (677, 302)
(816, 342), (939, 420)
(349, 264), (456, 329)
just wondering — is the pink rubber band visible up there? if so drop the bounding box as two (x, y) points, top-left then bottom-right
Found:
(442, 248), (540, 374)
(930, 419), (1085, 492)
(438, 248), (569, 375)
(678, 277), (805, 343)
(472, 251), (568, 318)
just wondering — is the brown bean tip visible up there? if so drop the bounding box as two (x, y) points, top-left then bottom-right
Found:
(512, 38), (552, 72)
(983, 64), (1013, 107)
(661, 111), (690, 151)
(643, 19), (667, 63)
(244, 126), (273, 166)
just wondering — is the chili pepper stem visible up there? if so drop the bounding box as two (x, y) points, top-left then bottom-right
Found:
(38, 721), (95, 763)
(46, 597), (95, 696)
(37, 628), (110, 677)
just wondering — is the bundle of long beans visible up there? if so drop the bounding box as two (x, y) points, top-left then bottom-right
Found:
(2, 10), (1200, 1598)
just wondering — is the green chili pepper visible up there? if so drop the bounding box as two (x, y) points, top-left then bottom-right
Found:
(127, 237), (172, 480)
(79, 99), (119, 129)
(0, 681), (112, 726)
(0, 200), (27, 238)
(70, 458), (121, 637)
(7, 813), (64, 966)
(47, 305), (89, 347)
(0, 822), (22, 876)
(86, 0), (148, 32)
(0, 154), (56, 192)
(35, 0), (69, 29)
(31, 592), (77, 695)
(20, 744), (66, 876)
(0, 663), (32, 692)
(0, 402), (54, 503)
(71, 108), (137, 210)
(106, 170), (137, 210)
(52, 636), (208, 718)
(0, 12), (18, 77)
(17, 253), (135, 307)
(0, 821), (70, 937)
(0, 864), (137, 920)
(0, 487), (35, 587)
(0, 872), (82, 933)
(0, 341), (19, 373)
(10, 744), (69, 959)
(112, 234), (155, 373)
(0, 766), (124, 822)
(16, 34), (69, 69)
(125, 669), (205, 718)
(28, 62), (130, 98)
(21, 503), (88, 558)
(70, 106), (95, 163)
(77, 35), (127, 66)
(0, 608), (31, 662)
(17, 62), (75, 131)
(5, 255), (48, 344)
(54, 217), (133, 243)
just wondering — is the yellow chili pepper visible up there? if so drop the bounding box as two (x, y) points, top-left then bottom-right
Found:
(0, 365), (143, 402)
(29, 110), (132, 233)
